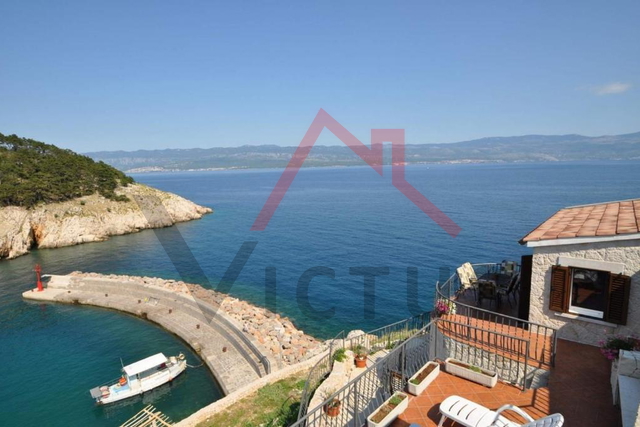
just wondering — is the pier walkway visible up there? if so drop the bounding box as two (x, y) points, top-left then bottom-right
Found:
(22, 274), (279, 395)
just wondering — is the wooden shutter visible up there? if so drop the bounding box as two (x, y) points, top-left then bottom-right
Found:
(605, 274), (631, 325)
(549, 265), (570, 313)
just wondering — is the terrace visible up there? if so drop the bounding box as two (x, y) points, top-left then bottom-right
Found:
(292, 263), (621, 427)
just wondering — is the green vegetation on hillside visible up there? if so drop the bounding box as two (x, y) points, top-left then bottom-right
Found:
(0, 132), (134, 207)
(197, 371), (308, 427)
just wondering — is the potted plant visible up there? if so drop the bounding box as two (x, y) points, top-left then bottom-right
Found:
(598, 335), (639, 361)
(324, 397), (341, 417)
(445, 358), (497, 388)
(434, 298), (456, 317)
(366, 391), (409, 427)
(354, 345), (368, 368)
(599, 334), (639, 402)
(407, 361), (440, 395)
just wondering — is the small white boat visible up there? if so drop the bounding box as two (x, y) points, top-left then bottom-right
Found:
(90, 353), (186, 405)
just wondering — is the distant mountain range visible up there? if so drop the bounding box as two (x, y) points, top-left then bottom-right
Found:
(86, 131), (640, 173)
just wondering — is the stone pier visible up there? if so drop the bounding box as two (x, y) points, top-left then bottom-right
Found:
(22, 274), (321, 395)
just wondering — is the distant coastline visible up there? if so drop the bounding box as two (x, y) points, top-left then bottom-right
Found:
(124, 157), (640, 174)
(87, 130), (640, 173)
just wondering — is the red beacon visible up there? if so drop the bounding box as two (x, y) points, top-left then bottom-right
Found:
(34, 264), (43, 292)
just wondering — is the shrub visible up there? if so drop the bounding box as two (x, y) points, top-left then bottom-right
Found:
(599, 335), (639, 360)
(332, 347), (347, 363)
(0, 132), (134, 208)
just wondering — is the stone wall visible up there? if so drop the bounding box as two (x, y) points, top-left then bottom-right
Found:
(529, 239), (640, 346)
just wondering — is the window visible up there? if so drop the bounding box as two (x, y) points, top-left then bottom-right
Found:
(549, 265), (631, 325)
(568, 268), (608, 319)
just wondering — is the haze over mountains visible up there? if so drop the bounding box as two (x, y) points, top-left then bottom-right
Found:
(86, 132), (640, 173)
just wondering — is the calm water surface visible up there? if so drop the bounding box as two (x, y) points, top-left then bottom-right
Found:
(1, 161), (639, 426)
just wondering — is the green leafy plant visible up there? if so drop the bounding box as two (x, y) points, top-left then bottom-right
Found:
(469, 365), (482, 373)
(353, 344), (368, 359)
(332, 347), (347, 363)
(389, 394), (405, 406)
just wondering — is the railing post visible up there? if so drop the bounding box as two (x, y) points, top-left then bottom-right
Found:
(353, 378), (360, 426)
(523, 341), (530, 390)
(552, 329), (557, 367)
(401, 343), (406, 385)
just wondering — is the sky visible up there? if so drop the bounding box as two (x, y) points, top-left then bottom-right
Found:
(0, 1), (638, 152)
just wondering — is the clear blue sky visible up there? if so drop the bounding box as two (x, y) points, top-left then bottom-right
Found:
(1, 1), (638, 152)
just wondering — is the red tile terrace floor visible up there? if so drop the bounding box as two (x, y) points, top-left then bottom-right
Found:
(392, 339), (621, 427)
(447, 291), (554, 368)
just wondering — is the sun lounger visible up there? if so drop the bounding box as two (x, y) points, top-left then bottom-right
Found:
(438, 395), (564, 427)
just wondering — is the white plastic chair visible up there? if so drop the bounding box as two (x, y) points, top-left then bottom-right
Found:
(438, 395), (564, 427)
(457, 266), (476, 298)
(462, 262), (479, 283)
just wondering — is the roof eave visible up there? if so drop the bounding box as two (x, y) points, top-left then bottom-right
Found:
(525, 232), (640, 248)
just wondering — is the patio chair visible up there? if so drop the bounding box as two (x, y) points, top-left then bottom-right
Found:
(438, 395), (564, 427)
(462, 262), (479, 283)
(497, 273), (520, 307)
(457, 266), (477, 299)
(502, 260), (518, 276)
(478, 279), (499, 308)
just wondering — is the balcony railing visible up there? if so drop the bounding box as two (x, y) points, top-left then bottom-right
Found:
(436, 263), (558, 367)
(297, 330), (345, 419)
(292, 316), (533, 427)
(296, 312), (431, 421)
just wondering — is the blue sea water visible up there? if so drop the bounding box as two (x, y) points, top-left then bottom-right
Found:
(1, 161), (639, 426)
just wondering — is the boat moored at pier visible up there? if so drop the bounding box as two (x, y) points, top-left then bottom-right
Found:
(89, 353), (186, 405)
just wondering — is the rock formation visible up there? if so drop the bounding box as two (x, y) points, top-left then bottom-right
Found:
(0, 184), (212, 259)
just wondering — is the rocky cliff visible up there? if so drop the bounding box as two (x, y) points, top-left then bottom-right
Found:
(0, 183), (212, 259)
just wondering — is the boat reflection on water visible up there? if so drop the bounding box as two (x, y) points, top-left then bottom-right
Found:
(95, 372), (188, 420)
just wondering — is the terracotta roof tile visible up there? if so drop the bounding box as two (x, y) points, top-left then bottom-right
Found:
(520, 198), (640, 243)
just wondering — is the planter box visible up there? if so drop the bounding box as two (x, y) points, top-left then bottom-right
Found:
(407, 361), (440, 395)
(611, 359), (619, 405)
(366, 391), (409, 427)
(444, 358), (497, 388)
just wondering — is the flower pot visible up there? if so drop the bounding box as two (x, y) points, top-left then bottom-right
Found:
(324, 400), (341, 417)
(355, 356), (367, 368)
(445, 358), (497, 388)
(366, 391), (409, 427)
(407, 361), (440, 395)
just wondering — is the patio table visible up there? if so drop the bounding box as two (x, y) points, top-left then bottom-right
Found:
(477, 273), (512, 308)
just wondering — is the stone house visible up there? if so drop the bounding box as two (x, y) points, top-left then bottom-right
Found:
(519, 199), (640, 346)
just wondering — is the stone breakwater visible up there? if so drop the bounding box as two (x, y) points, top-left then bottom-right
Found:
(70, 272), (323, 366)
(0, 183), (212, 260)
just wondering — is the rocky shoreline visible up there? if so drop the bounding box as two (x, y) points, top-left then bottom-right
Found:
(0, 183), (212, 260)
(69, 272), (323, 366)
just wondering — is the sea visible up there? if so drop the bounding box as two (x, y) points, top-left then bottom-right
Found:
(1, 161), (639, 426)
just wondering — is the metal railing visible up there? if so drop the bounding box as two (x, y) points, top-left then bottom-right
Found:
(296, 312), (430, 422)
(344, 312), (432, 355)
(292, 321), (436, 427)
(297, 330), (346, 420)
(292, 317), (533, 427)
(436, 318), (530, 389)
(436, 263), (558, 367)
